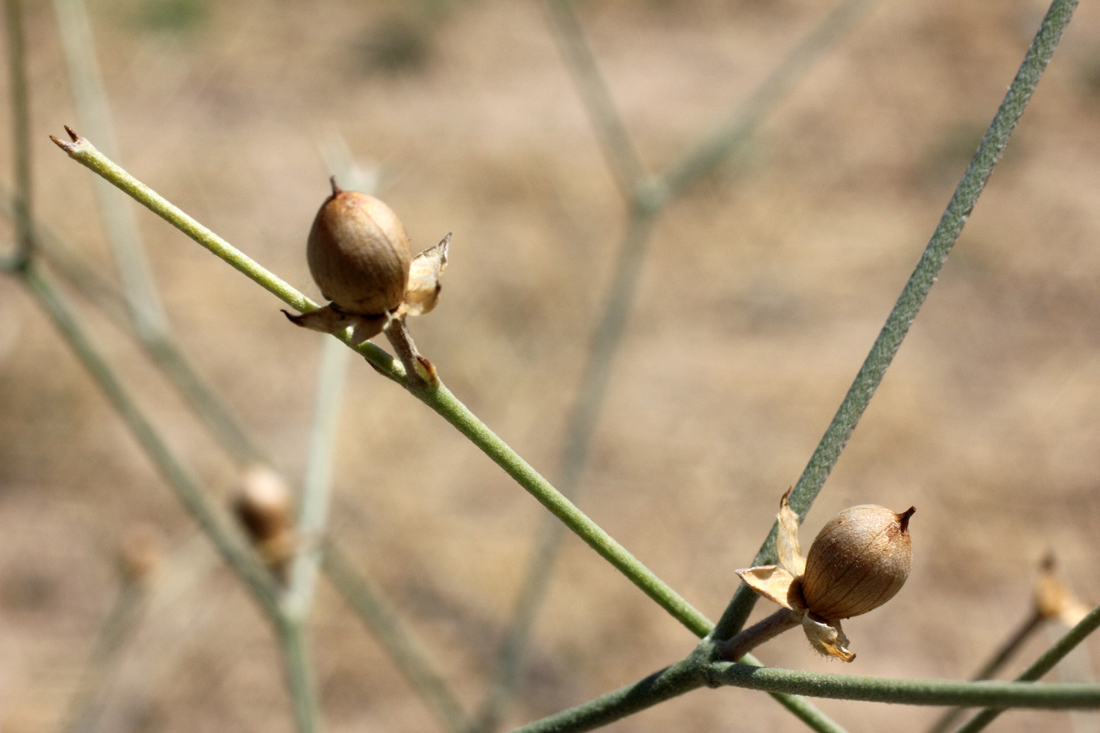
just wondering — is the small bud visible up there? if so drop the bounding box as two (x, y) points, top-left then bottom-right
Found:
(307, 177), (411, 316)
(801, 504), (914, 620)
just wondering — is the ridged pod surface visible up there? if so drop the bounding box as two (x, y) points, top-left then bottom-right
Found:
(307, 183), (411, 315)
(801, 504), (914, 620)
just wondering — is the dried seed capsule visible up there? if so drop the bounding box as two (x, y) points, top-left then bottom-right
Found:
(801, 504), (914, 620)
(307, 178), (411, 315)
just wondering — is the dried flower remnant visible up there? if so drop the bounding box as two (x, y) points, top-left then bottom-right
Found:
(285, 177), (450, 387)
(731, 490), (914, 662)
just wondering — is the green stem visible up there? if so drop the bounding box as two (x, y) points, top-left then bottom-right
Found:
(51, 129), (709, 635)
(710, 663), (1100, 709)
(276, 614), (321, 733)
(926, 609), (1044, 733)
(955, 598), (1100, 733)
(19, 263), (280, 616)
(420, 382), (712, 636)
(511, 651), (846, 733)
(284, 337), (349, 618)
(511, 656), (707, 733)
(51, 0), (171, 339)
(4, 0), (33, 267)
(61, 579), (148, 733)
(712, 0), (1081, 642)
(322, 542), (470, 732)
(541, 0), (648, 198)
(658, 0), (879, 204)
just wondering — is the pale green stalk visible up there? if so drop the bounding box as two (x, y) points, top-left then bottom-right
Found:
(284, 336), (349, 618)
(955, 599), (1100, 732)
(658, 0), (879, 204)
(541, 0), (647, 198)
(4, 0), (32, 268)
(51, 0), (170, 339)
(61, 579), (148, 733)
(511, 651), (846, 733)
(926, 609), (1044, 733)
(276, 613), (320, 733)
(322, 542), (470, 732)
(712, 0), (1081, 642)
(479, 1), (875, 726)
(20, 263), (280, 616)
(51, 129), (709, 636)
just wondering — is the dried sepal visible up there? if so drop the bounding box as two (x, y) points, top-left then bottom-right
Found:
(777, 488), (806, 578)
(1035, 554), (1089, 626)
(401, 234), (450, 317)
(735, 565), (803, 611)
(282, 306), (387, 344)
(802, 614), (855, 662)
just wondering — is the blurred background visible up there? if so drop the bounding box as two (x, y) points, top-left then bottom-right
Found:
(3, 0), (1100, 730)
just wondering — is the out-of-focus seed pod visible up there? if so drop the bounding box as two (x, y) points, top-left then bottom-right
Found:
(233, 466), (295, 581)
(801, 504), (914, 620)
(307, 178), (411, 315)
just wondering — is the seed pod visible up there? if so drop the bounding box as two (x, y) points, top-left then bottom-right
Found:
(307, 178), (411, 315)
(801, 504), (914, 620)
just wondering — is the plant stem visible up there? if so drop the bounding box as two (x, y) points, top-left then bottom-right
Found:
(715, 609), (802, 662)
(322, 542), (470, 732)
(510, 656), (707, 733)
(421, 381), (712, 636)
(51, 129), (710, 635)
(511, 649), (847, 733)
(658, 0), (880, 204)
(709, 663), (1100, 709)
(51, 0), (170, 339)
(19, 263), (280, 616)
(711, 0), (1081, 642)
(955, 597), (1100, 732)
(276, 614), (321, 733)
(4, 0), (32, 268)
(541, 0), (647, 198)
(61, 578), (148, 733)
(926, 610), (1044, 733)
(283, 336), (349, 618)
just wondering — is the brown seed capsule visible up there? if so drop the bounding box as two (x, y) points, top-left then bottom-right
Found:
(307, 178), (411, 315)
(800, 504), (914, 620)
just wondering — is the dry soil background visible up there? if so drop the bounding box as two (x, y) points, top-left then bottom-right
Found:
(3, 0), (1100, 731)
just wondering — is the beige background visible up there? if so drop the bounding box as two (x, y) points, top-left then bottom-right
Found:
(3, 0), (1100, 730)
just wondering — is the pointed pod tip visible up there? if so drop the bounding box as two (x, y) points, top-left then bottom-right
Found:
(898, 506), (915, 532)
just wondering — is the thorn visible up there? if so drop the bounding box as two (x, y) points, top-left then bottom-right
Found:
(64, 125), (79, 141)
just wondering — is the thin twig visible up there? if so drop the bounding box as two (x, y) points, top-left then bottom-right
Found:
(50, 128), (711, 636)
(50, 0), (170, 339)
(284, 336), (350, 618)
(659, 0), (880, 205)
(322, 542), (470, 732)
(61, 579), (149, 733)
(510, 650), (847, 733)
(4, 0), (33, 268)
(711, 0), (1081, 642)
(541, 0), (648, 198)
(955, 597), (1100, 732)
(276, 614), (321, 733)
(18, 263), (281, 616)
(926, 610), (1044, 733)
(480, 2), (881, 726)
